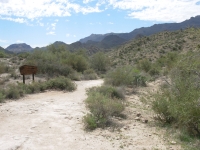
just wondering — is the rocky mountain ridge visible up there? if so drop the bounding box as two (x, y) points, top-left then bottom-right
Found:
(3, 15), (200, 54)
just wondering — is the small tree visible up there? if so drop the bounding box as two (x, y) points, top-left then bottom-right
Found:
(90, 52), (110, 72)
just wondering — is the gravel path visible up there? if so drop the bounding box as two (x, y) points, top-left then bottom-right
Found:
(0, 79), (180, 150)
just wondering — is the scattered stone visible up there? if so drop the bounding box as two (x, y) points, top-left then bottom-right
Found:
(123, 126), (128, 130)
(170, 141), (176, 144)
(142, 119), (148, 123)
(134, 117), (140, 121)
(136, 112), (141, 117)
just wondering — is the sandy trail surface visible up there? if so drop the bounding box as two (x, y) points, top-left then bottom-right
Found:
(0, 79), (180, 150)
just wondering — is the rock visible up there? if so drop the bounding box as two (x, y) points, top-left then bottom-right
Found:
(134, 117), (140, 121)
(142, 119), (148, 123)
(136, 112), (141, 117)
(170, 141), (176, 144)
(123, 126), (128, 130)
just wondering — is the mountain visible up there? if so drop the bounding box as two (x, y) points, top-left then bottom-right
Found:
(0, 46), (5, 52)
(6, 43), (33, 53)
(79, 33), (117, 43)
(109, 27), (200, 66)
(100, 35), (127, 49)
(79, 15), (200, 44)
(0, 46), (12, 54)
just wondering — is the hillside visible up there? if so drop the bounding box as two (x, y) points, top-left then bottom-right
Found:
(6, 43), (33, 53)
(109, 27), (200, 66)
(79, 16), (200, 48)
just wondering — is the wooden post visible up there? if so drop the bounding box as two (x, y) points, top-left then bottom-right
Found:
(32, 74), (35, 82)
(23, 75), (25, 84)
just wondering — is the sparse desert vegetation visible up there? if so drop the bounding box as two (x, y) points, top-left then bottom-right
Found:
(1, 27), (200, 149)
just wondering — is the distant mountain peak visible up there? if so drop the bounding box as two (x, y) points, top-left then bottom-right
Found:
(6, 43), (33, 53)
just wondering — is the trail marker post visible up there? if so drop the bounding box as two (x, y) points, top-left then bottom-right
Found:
(19, 65), (37, 84)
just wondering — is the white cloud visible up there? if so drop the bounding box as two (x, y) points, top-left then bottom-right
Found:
(0, 16), (27, 23)
(83, 0), (94, 4)
(0, 0), (102, 23)
(0, 0), (9, 3)
(66, 33), (70, 37)
(46, 31), (55, 35)
(0, 0), (199, 23)
(108, 22), (114, 24)
(16, 40), (24, 43)
(107, 0), (200, 22)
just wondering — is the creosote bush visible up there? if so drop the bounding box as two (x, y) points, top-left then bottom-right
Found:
(81, 69), (97, 80)
(105, 66), (147, 87)
(84, 86), (125, 130)
(0, 76), (76, 101)
(88, 85), (125, 100)
(24, 46), (89, 78)
(152, 52), (200, 137)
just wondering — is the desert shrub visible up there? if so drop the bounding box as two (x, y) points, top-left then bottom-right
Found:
(88, 85), (125, 100)
(138, 58), (152, 72)
(84, 86), (125, 130)
(82, 69), (97, 80)
(132, 73), (147, 87)
(0, 51), (7, 58)
(152, 93), (174, 123)
(65, 53), (88, 72)
(152, 52), (200, 136)
(105, 66), (147, 87)
(24, 47), (89, 78)
(45, 76), (76, 91)
(148, 66), (160, 76)
(156, 52), (178, 71)
(1, 77), (76, 101)
(5, 84), (25, 99)
(25, 82), (45, 94)
(0, 91), (5, 103)
(83, 114), (97, 130)
(0, 62), (9, 74)
(90, 52), (110, 72)
(84, 92), (124, 130)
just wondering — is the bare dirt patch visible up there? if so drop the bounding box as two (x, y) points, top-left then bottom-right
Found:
(0, 79), (181, 150)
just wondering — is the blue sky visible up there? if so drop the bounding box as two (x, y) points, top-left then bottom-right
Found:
(0, 0), (200, 48)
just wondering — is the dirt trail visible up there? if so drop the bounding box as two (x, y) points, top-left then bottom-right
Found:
(0, 79), (180, 150)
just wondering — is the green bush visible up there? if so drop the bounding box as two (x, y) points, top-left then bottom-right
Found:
(152, 93), (174, 123)
(0, 91), (5, 103)
(65, 53), (88, 72)
(82, 69), (97, 80)
(0, 62), (9, 74)
(105, 66), (147, 87)
(45, 76), (76, 91)
(84, 87), (125, 130)
(88, 85), (125, 100)
(0, 51), (7, 58)
(85, 92), (124, 129)
(5, 84), (25, 99)
(83, 114), (97, 130)
(152, 52), (200, 136)
(24, 47), (89, 78)
(138, 59), (152, 72)
(1, 77), (76, 101)
(90, 52), (110, 72)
